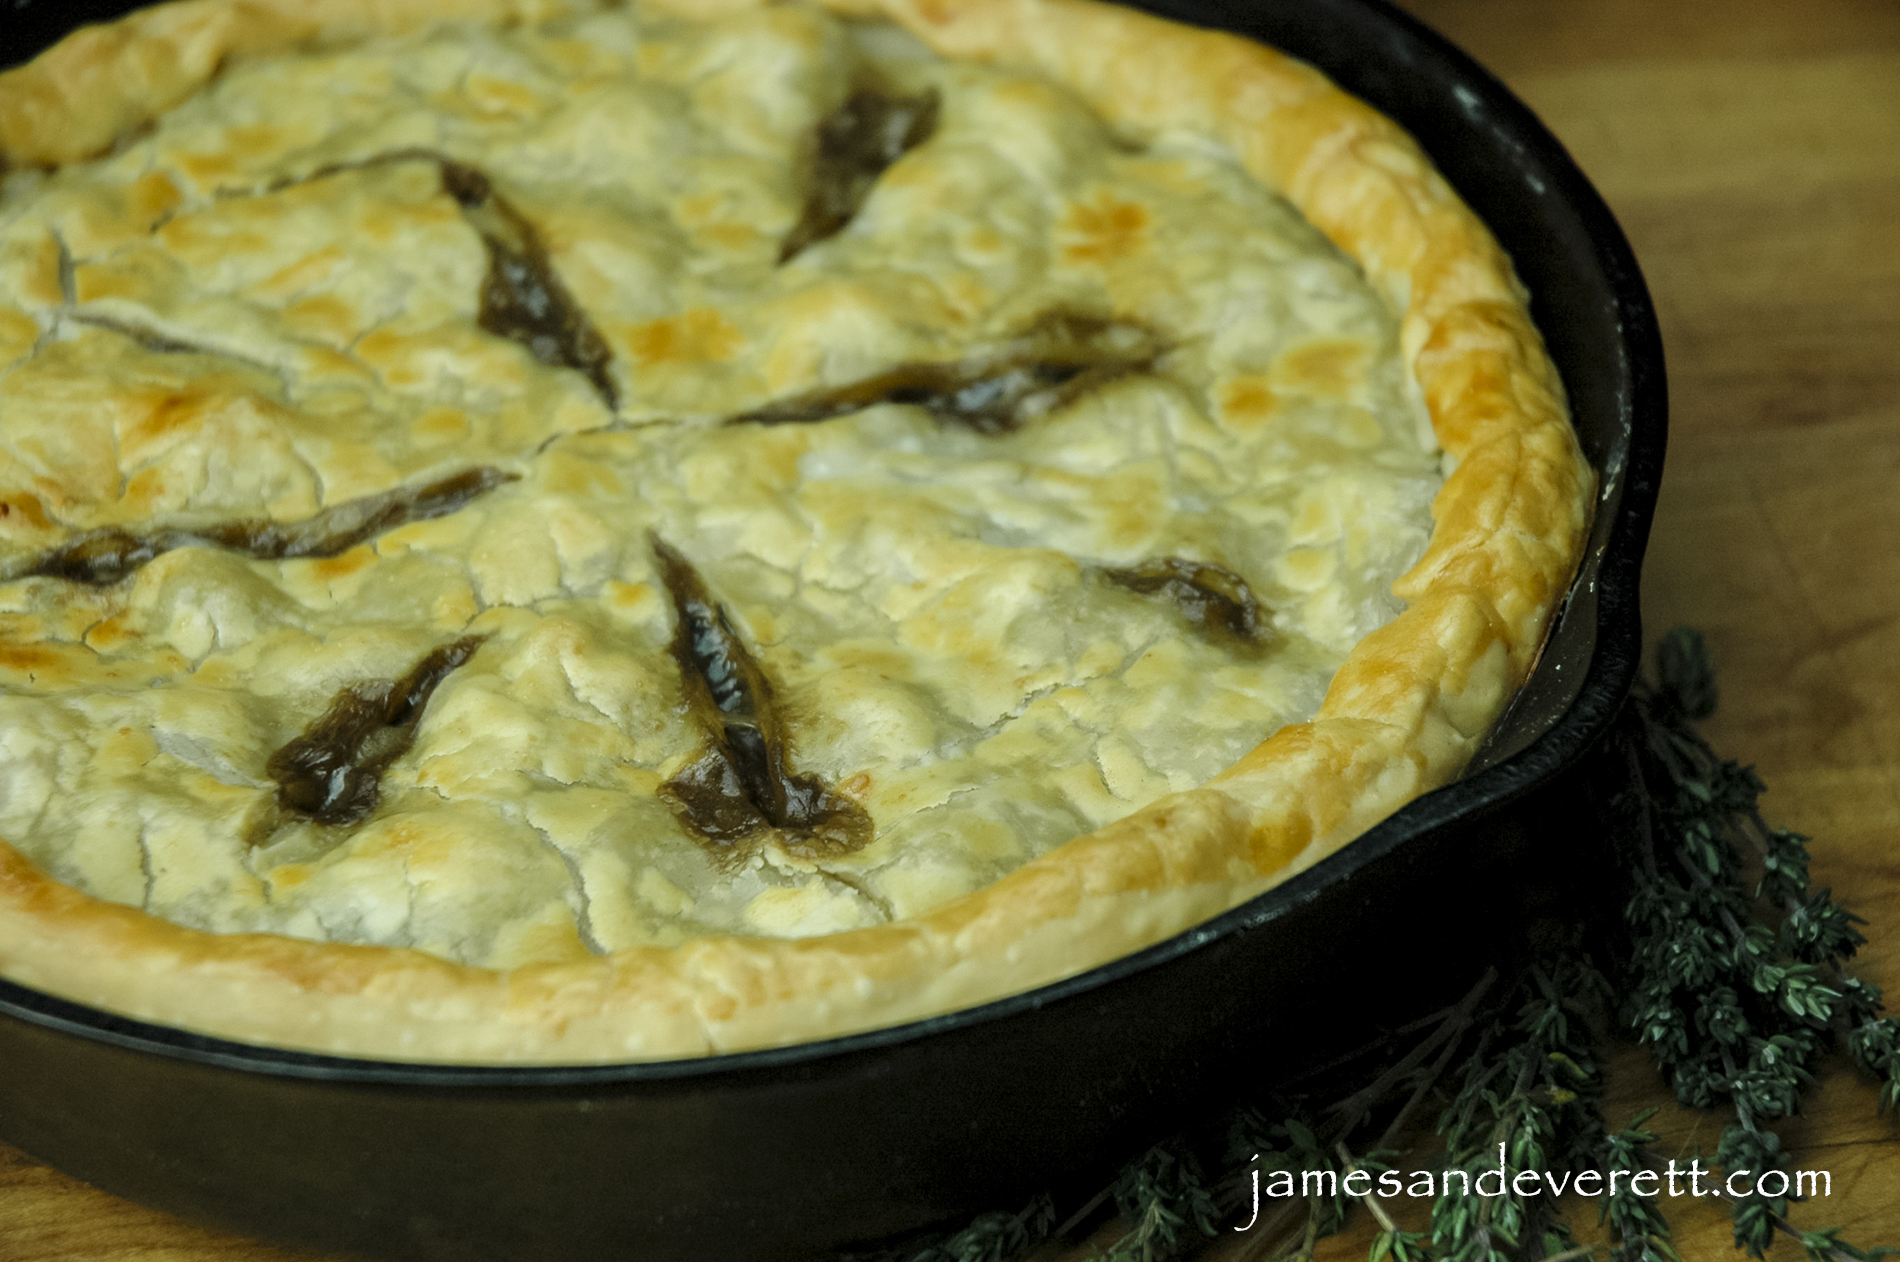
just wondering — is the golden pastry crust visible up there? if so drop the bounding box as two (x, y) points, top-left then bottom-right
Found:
(0, 0), (1591, 1061)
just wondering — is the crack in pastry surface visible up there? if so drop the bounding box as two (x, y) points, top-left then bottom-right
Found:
(729, 312), (1159, 433)
(15, 467), (518, 585)
(265, 634), (487, 827)
(651, 536), (873, 863)
(780, 87), (940, 263)
(64, 311), (220, 358)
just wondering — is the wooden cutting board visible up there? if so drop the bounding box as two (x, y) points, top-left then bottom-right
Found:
(5, 0), (1899, 1256)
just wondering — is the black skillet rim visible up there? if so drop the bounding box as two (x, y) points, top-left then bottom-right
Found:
(0, 0), (1666, 1088)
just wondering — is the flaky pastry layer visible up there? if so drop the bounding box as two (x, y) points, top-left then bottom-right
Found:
(0, 0), (1592, 1061)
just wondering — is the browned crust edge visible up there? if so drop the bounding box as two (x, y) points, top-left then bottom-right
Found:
(0, 0), (1593, 1062)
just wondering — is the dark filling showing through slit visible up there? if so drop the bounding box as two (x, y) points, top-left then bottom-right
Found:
(265, 635), (487, 828)
(19, 466), (517, 585)
(728, 312), (1159, 434)
(435, 159), (619, 409)
(780, 87), (940, 263)
(267, 150), (618, 408)
(1105, 557), (1269, 646)
(652, 536), (873, 861)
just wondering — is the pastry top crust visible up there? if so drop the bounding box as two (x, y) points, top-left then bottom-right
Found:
(0, 0), (1590, 1061)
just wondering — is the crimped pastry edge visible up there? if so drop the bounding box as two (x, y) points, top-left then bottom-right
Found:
(0, 0), (1593, 1062)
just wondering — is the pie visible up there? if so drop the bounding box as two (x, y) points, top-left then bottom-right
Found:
(0, 0), (1592, 1062)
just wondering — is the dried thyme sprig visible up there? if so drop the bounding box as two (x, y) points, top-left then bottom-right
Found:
(1423, 956), (1671, 1262)
(1611, 628), (1900, 1258)
(1090, 1144), (1222, 1262)
(1596, 1111), (1680, 1262)
(905, 1196), (1056, 1262)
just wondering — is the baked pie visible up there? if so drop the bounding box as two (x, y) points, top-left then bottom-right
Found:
(0, 0), (1591, 1061)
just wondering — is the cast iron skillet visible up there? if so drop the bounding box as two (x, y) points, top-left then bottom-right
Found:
(0, 1), (1666, 1257)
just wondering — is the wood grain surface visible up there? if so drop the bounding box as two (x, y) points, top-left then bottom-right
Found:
(4, 0), (1899, 1257)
